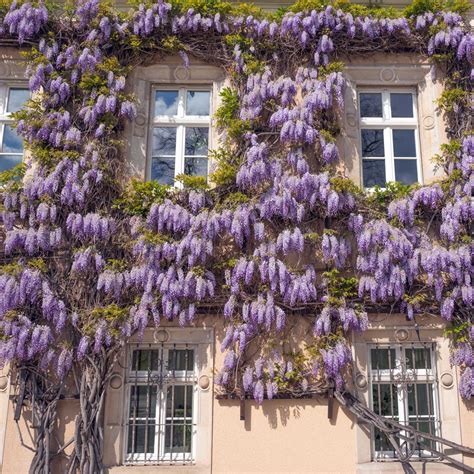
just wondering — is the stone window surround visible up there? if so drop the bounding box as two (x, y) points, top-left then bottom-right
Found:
(125, 57), (225, 181)
(352, 315), (463, 472)
(341, 56), (446, 188)
(102, 326), (214, 473)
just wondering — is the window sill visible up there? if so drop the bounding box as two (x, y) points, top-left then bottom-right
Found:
(357, 461), (454, 473)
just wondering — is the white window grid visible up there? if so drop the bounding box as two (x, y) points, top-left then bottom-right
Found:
(0, 83), (29, 170)
(368, 343), (440, 461)
(124, 343), (198, 465)
(358, 88), (423, 188)
(148, 86), (211, 186)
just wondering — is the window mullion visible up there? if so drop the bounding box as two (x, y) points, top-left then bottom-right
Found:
(383, 127), (394, 183)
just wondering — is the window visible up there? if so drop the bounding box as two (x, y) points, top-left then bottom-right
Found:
(125, 344), (197, 464)
(150, 88), (211, 185)
(0, 85), (29, 172)
(369, 344), (440, 460)
(359, 90), (421, 188)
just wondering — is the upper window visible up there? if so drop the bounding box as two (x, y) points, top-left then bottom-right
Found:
(125, 344), (197, 464)
(150, 87), (211, 186)
(359, 90), (421, 188)
(369, 344), (439, 460)
(0, 85), (29, 172)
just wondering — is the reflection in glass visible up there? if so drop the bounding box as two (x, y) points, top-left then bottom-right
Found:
(0, 155), (22, 172)
(151, 157), (175, 185)
(132, 350), (159, 372)
(360, 93), (383, 117)
(363, 159), (386, 188)
(395, 159), (418, 185)
(2, 125), (23, 153)
(371, 348), (396, 370)
(168, 350), (194, 372)
(184, 157), (208, 177)
(361, 129), (384, 157)
(185, 127), (208, 155)
(405, 348), (431, 370)
(408, 383), (433, 417)
(152, 127), (177, 155)
(7, 88), (29, 113)
(127, 423), (156, 454)
(186, 91), (210, 116)
(393, 129), (416, 157)
(155, 90), (179, 116)
(165, 384), (193, 454)
(390, 93), (413, 118)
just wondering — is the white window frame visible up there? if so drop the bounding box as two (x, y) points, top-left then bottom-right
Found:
(0, 83), (29, 170)
(368, 344), (440, 461)
(358, 88), (423, 188)
(148, 86), (211, 186)
(124, 344), (198, 465)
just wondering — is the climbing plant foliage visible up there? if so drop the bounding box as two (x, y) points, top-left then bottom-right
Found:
(0, 0), (472, 470)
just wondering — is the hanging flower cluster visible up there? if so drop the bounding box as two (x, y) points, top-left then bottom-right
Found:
(0, 0), (472, 408)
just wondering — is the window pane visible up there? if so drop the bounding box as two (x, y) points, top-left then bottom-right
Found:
(164, 424), (192, 453)
(405, 348), (431, 370)
(363, 160), (386, 188)
(184, 157), (208, 177)
(0, 154), (22, 172)
(129, 385), (157, 418)
(132, 350), (159, 372)
(127, 422), (155, 454)
(408, 383), (434, 417)
(361, 129), (384, 157)
(371, 348), (396, 371)
(185, 127), (208, 156)
(155, 90), (179, 116)
(2, 125), (23, 153)
(395, 159), (418, 185)
(168, 349), (194, 372)
(151, 156), (175, 185)
(393, 129), (416, 157)
(372, 383), (398, 417)
(166, 385), (193, 418)
(153, 127), (177, 156)
(186, 91), (210, 116)
(360, 93), (383, 118)
(391, 93), (413, 118)
(7, 88), (29, 113)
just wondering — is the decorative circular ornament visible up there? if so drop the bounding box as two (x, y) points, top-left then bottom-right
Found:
(395, 328), (409, 341)
(109, 373), (123, 390)
(422, 115), (435, 130)
(135, 113), (146, 127)
(380, 68), (396, 82)
(440, 372), (454, 388)
(198, 374), (210, 391)
(0, 375), (8, 391)
(174, 66), (190, 81)
(346, 113), (357, 127)
(154, 329), (170, 343)
(355, 373), (367, 389)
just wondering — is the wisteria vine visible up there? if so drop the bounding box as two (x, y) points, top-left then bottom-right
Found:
(0, 0), (472, 470)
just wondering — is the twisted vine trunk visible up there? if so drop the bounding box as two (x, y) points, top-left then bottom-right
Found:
(67, 347), (120, 474)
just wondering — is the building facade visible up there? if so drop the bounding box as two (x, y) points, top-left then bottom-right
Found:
(0, 1), (472, 473)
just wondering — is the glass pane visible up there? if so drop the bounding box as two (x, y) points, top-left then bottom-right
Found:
(405, 348), (431, 370)
(184, 157), (208, 177)
(151, 156), (175, 185)
(395, 159), (418, 185)
(374, 427), (398, 453)
(363, 160), (386, 188)
(0, 154), (22, 172)
(361, 129), (384, 157)
(155, 90), (179, 116)
(2, 125), (23, 153)
(408, 420), (437, 453)
(152, 127), (177, 156)
(185, 127), (208, 156)
(408, 383), (434, 417)
(371, 348), (396, 371)
(166, 385), (193, 418)
(127, 422), (155, 454)
(7, 88), (29, 113)
(391, 93), (413, 118)
(168, 349), (194, 372)
(360, 93), (383, 117)
(372, 383), (398, 417)
(186, 91), (210, 116)
(393, 129), (416, 157)
(164, 424), (192, 453)
(132, 350), (159, 372)
(129, 385), (157, 418)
